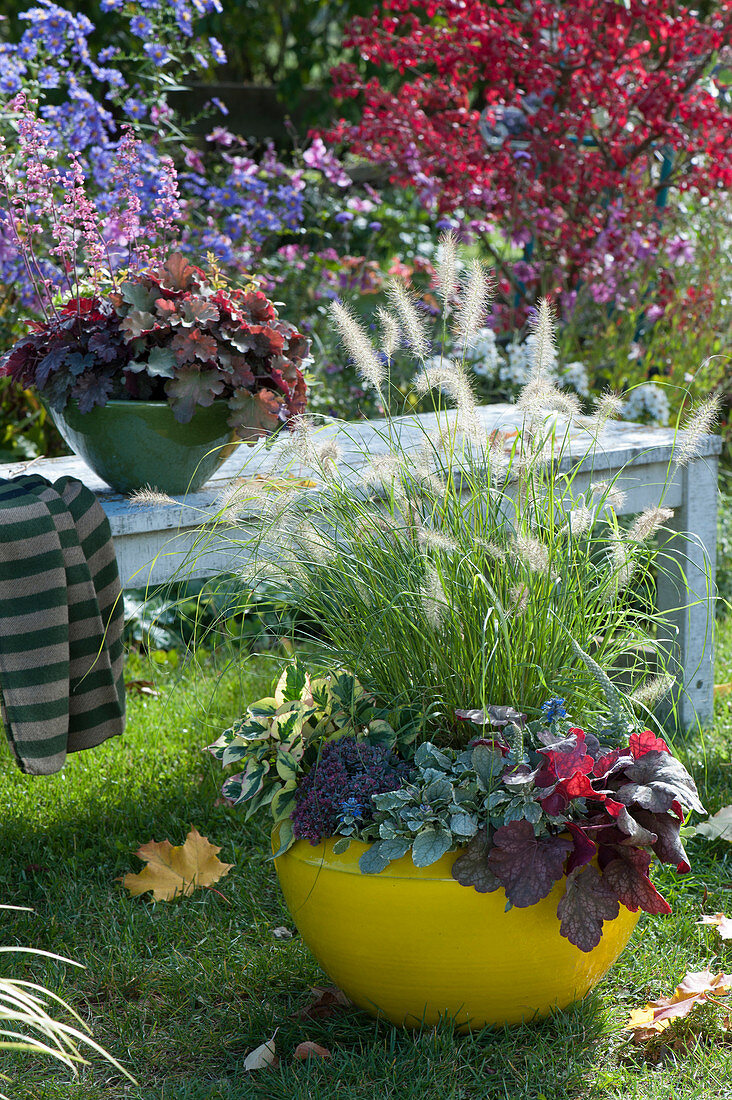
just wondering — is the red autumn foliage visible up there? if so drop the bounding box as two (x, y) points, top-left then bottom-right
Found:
(328, 0), (732, 323)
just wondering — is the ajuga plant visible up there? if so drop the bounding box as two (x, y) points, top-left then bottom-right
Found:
(213, 232), (719, 729)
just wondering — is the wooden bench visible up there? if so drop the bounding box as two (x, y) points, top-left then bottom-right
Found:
(1, 404), (721, 729)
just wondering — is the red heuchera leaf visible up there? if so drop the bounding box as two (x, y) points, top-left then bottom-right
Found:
(565, 822), (596, 875)
(487, 820), (572, 908)
(539, 729), (594, 781)
(603, 855), (672, 915)
(630, 730), (670, 758)
(557, 866), (620, 952)
(171, 328), (219, 365)
(593, 747), (633, 778)
(158, 251), (199, 292)
(227, 388), (284, 439)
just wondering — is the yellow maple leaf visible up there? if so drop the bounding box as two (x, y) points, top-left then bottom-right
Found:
(121, 827), (233, 901)
(625, 970), (732, 1043)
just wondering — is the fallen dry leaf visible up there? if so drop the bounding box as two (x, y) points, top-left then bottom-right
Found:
(293, 1041), (332, 1062)
(714, 682), (732, 697)
(125, 680), (160, 697)
(244, 1033), (278, 1071)
(625, 969), (732, 1042)
(695, 806), (732, 842)
(698, 913), (732, 939)
(294, 986), (351, 1021)
(272, 926), (294, 940)
(120, 827), (233, 901)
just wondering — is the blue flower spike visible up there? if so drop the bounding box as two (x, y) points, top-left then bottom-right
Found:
(541, 697), (568, 725)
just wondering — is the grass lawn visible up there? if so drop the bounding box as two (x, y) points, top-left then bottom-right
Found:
(1, 628), (731, 1100)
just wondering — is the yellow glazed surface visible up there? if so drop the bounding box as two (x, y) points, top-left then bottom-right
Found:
(275, 836), (639, 1029)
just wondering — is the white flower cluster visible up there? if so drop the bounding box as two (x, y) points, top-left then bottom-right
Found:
(462, 327), (590, 401)
(622, 383), (671, 427)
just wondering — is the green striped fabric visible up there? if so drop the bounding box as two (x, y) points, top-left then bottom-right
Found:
(0, 474), (125, 775)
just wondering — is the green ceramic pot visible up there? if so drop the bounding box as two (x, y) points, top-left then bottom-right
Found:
(50, 399), (237, 495)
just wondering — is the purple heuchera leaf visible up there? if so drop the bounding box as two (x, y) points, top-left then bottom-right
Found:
(73, 371), (115, 413)
(455, 705), (526, 728)
(557, 865), (620, 952)
(487, 820), (572, 908)
(613, 750), (705, 815)
(166, 368), (225, 422)
(603, 851), (672, 915)
(633, 809), (691, 872)
(451, 827), (501, 893)
(565, 822), (596, 875)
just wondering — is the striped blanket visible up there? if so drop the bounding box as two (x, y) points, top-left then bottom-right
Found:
(0, 474), (125, 775)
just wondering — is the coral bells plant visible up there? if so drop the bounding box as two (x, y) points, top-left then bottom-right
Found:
(0, 96), (308, 435)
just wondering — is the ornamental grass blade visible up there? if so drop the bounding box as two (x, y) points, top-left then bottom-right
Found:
(120, 827), (233, 901)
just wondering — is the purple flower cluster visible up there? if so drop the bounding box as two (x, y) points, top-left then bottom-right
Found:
(291, 739), (413, 844)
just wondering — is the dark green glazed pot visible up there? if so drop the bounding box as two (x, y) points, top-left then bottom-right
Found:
(50, 399), (237, 495)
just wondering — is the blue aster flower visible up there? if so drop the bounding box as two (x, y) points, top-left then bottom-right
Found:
(143, 42), (169, 64)
(130, 14), (153, 37)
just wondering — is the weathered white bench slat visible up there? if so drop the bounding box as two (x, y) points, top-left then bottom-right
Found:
(0, 404), (720, 728)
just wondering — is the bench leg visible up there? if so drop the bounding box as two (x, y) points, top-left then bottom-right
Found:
(656, 456), (718, 730)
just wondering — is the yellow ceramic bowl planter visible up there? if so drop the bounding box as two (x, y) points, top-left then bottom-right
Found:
(275, 835), (639, 1029)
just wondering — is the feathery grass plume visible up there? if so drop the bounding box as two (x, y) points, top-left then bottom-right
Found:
(436, 230), (459, 314)
(376, 306), (401, 361)
(593, 390), (625, 429)
(527, 298), (556, 381)
(418, 528), (460, 554)
(674, 392), (722, 469)
(517, 379), (581, 421)
(362, 454), (407, 502)
(128, 486), (178, 507)
(317, 438), (342, 474)
(420, 561), (449, 628)
(566, 505), (594, 538)
(630, 672), (675, 711)
(509, 582), (529, 615)
(279, 413), (319, 467)
(215, 477), (273, 522)
(409, 445), (447, 500)
(329, 299), (385, 390)
(591, 481), (626, 512)
(477, 537), (506, 563)
(629, 506), (674, 543)
(608, 531), (635, 596)
(386, 278), (430, 361)
(291, 519), (335, 565)
(414, 360), (480, 441)
(453, 257), (492, 351)
(514, 531), (551, 576)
